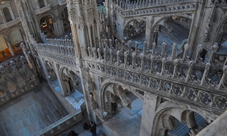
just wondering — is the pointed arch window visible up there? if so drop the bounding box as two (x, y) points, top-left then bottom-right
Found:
(39, 0), (45, 8)
(3, 7), (12, 22)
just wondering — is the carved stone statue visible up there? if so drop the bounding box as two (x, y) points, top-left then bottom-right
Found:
(62, 73), (71, 93)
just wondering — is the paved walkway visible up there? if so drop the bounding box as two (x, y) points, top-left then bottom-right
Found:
(59, 120), (104, 136)
(104, 98), (143, 136)
(59, 93), (142, 136)
(0, 83), (68, 136)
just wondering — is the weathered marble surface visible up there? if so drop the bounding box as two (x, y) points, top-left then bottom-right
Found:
(197, 110), (227, 136)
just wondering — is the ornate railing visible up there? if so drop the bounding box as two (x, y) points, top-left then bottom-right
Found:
(34, 110), (83, 136)
(211, 0), (227, 5)
(111, 0), (197, 17)
(37, 38), (76, 65)
(46, 38), (74, 46)
(85, 39), (227, 114)
(38, 43), (75, 57)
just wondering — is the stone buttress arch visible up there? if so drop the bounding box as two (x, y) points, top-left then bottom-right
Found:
(123, 18), (146, 29)
(151, 101), (218, 136)
(213, 14), (227, 43)
(151, 15), (192, 30)
(100, 79), (138, 117)
(7, 27), (24, 37)
(58, 66), (81, 95)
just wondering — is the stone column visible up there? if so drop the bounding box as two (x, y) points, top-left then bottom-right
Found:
(52, 62), (65, 94)
(145, 16), (153, 48)
(188, 0), (206, 59)
(48, 62), (77, 114)
(92, 25), (96, 48)
(44, 0), (47, 6)
(6, 40), (15, 56)
(139, 93), (158, 136)
(88, 25), (93, 47)
(53, 18), (65, 37)
(0, 10), (6, 23)
(8, 7), (15, 19)
(35, 0), (40, 9)
(96, 22), (101, 48)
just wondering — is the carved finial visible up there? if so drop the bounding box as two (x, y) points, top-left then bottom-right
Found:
(115, 39), (118, 50)
(185, 61), (195, 82)
(172, 59), (180, 78)
(135, 41), (138, 54)
(121, 40), (125, 51)
(143, 41), (147, 54)
(160, 58), (167, 76)
(209, 43), (219, 63)
(182, 43), (189, 61)
(109, 39), (113, 49)
(128, 40), (132, 51)
(217, 65), (227, 89)
(150, 55), (155, 73)
(200, 63), (211, 85)
(171, 43), (177, 60)
(124, 51), (128, 67)
(161, 42), (167, 57)
(152, 42), (156, 55)
(116, 50), (120, 65)
(194, 44), (204, 62)
(104, 39), (108, 48)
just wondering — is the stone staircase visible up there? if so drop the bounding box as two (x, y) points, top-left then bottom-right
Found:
(169, 113), (208, 136)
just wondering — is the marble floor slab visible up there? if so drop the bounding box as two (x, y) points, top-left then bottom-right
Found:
(0, 83), (69, 136)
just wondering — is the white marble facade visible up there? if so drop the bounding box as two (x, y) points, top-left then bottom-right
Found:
(1, 0), (227, 136)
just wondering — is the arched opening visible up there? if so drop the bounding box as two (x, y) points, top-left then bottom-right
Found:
(0, 35), (11, 62)
(215, 20), (227, 63)
(40, 15), (55, 38)
(61, 7), (71, 34)
(69, 70), (82, 93)
(3, 7), (12, 22)
(168, 111), (209, 136)
(153, 16), (191, 57)
(8, 28), (23, 54)
(102, 84), (143, 136)
(61, 68), (75, 95)
(155, 108), (209, 136)
(38, 0), (45, 8)
(59, 68), (86, 115)
(123, 20), (146, 49)
(45, 61), (62, 93)
(46, 61), (57, 81)
(60, 67), (84, 96)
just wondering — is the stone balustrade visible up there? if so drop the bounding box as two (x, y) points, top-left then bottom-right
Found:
(34, 110), (83, 136)
(38, 42), (75, 58)
(36, 38), (76, 66)
(85, 39), (227, 114)
(46, 38), (74, 46)
(111, 0), (197, 17)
